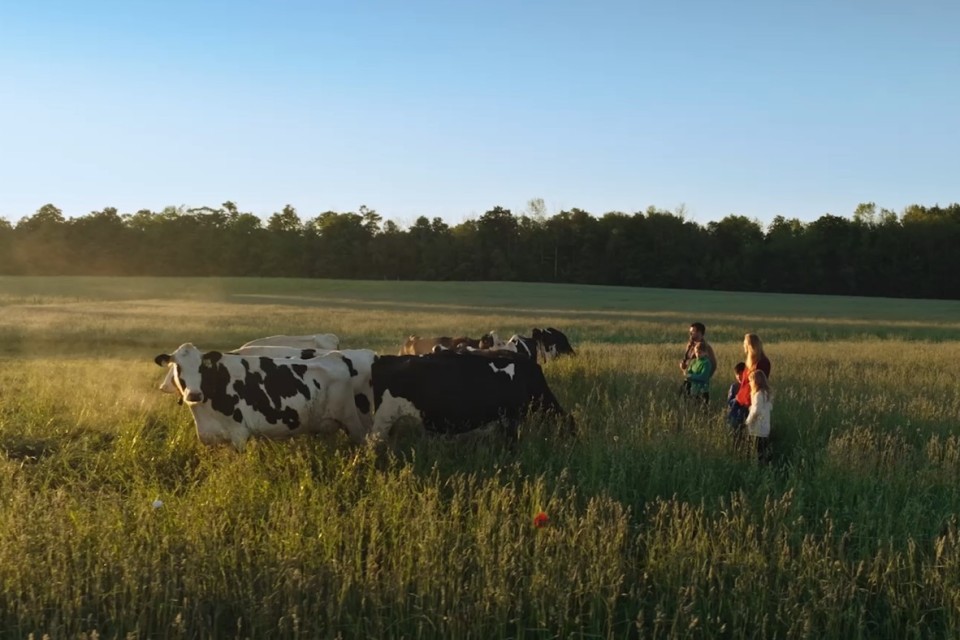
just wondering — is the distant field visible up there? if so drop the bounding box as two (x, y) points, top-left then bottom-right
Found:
(1, 277), (958, 638)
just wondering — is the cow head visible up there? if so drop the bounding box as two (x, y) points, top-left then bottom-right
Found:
(154, 343), (223, 405)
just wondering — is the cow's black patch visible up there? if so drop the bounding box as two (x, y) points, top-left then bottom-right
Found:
(301, 349), (317, 359)
(342, 355), (358, 377)
(221, 358), (310, 430)
(199, 361), (240, 418)
(354, 393), (370, 415)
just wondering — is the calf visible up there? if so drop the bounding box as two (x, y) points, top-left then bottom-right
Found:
(371, 350), (570, 439)
(154, 343), (366, 450)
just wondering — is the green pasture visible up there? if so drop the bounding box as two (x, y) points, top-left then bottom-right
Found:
(0, 277), (958, 638)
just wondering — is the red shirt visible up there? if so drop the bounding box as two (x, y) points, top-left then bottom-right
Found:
(735, 356), (771, 406)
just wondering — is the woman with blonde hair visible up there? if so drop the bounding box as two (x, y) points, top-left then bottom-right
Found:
(732, 333), (772, 429)
(744, 369), (773, 463)
(743, 333), (771, 378)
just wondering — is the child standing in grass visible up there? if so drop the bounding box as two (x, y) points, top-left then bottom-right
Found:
(727, 361), (747, 428)
(682, 341), (713, 403)
(744, 369), (773, 463)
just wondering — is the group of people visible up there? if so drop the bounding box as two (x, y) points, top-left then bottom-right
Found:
(678, 322), (773, 462)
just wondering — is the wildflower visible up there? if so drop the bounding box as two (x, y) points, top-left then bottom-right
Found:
(533, 511), (549, 528)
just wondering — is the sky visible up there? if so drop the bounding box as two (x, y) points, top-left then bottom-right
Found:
(1, 0), (958, 229)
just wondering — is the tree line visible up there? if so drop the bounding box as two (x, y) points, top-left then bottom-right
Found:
(1, 199), (958, 299)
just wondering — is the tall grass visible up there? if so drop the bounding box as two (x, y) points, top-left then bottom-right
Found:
(1, 278), (959, 638)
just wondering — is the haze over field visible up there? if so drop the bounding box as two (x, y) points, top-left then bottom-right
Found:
(1, 0), (958, 226)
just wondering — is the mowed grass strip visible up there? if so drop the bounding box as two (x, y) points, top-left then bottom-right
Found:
(0, 277), (958, 638)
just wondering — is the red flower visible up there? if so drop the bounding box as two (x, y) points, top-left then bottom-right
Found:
(533, 511), (549, 528)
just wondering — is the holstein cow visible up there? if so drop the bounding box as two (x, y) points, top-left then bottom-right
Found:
(538, 327), (576, 360)
(159, 334), (340, 398)
(399, 332), (500, 355)
(154, 343), (367, 450)
(227, 345), (376, 430)
(370, 350), (571, 439)
(507, 327), (577, 363)
(239, 333), (340, 350)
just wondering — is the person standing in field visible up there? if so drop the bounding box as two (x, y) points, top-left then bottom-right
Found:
(679, 322), (717, 397)
(743, 369), (773, 463)
(732, 333), (771, 412)
(682, 341), (714, 403)
(727, 361), (748, 427)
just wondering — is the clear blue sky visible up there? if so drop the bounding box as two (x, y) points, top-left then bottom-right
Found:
(1, 0), (957, 228)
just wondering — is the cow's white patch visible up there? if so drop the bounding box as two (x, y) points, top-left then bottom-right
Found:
(372, 389), (421, 439)
(489, 361), (515, 380)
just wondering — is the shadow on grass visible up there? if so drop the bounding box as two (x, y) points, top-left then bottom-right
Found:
(0, 428), (116, 463)
(0, 435), (58, 463)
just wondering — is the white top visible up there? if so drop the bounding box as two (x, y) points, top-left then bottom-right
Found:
(744, 389), (772, 438)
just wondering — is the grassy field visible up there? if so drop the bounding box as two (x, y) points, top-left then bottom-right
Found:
(1, 276), (959, 639)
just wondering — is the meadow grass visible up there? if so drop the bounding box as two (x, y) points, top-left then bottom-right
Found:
(0, 277), (959, 638)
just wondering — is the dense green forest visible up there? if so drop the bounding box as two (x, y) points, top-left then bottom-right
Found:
(1, 200), (958, 299)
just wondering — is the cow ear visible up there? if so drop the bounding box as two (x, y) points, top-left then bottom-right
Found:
(154, 354), (171, 367)
(202, 351), (223, 368)
(532, 328), (542, 339)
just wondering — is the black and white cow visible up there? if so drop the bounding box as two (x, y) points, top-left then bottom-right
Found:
(154, 343), (367, 450)
(507, 334), (540, 362)
(507, 327), (577, 363)
(537, 327), (576, 360)
(158, 334), (342, 395)
(370, 350), (570, 439)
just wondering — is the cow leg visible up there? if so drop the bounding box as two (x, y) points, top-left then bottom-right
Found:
(371, 391), (421, 442)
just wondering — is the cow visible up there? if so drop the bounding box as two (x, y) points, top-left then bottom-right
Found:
(507, 327), (577, 363)
(158, 334), (340, 397)
(239, 333), (340, 350)
(507, 334), (540, 362)
(227, 345), (376, 429)
(538, 327), (576, 360)
(154, 343), (367, 450)
(399, 332), (500, 355)
(370, 350), (571, 440)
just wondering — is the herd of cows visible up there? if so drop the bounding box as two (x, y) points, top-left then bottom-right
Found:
(153, 328), (577, 451)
